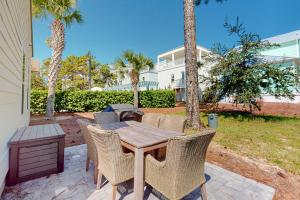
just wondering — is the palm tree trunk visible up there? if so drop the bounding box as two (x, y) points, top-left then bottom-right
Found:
(132, 84), (139, 108)
(46, 19), (65, 118)
(184, 0), (201, 129)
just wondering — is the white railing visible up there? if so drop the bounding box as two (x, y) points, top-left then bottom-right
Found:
(158, 58), (185, 70)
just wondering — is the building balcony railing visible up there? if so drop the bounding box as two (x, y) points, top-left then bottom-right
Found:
(104, 81), (159, 91)
(158, 58), (185, 70)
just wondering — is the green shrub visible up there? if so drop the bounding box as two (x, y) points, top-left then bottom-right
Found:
(30, 90), (48, 114)
(31, 90), (175, 114)
(139, 90), (175, 108)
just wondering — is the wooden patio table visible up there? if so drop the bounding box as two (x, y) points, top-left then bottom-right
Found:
(101, 120), (184, 200)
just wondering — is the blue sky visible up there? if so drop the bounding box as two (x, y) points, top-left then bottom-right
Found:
(33, 0), (300, 64)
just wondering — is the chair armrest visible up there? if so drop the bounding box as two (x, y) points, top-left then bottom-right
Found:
(146, 154), (166, 168)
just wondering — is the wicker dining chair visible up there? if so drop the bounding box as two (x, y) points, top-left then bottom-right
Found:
(76, 119), (99, 184)
(145, 129), (216, 200)
(159, 114), (187, 133)
(93, 112), (120, 124)
(141, 113), (164, 127)
(87, 125), (135, 200)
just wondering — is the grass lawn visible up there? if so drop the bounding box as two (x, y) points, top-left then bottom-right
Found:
(176, 111), (300, 175)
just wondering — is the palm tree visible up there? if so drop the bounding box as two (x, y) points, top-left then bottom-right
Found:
(115, 51), (154, 108)
(183, 0), (223, 129)
(32, 0), (83, 118)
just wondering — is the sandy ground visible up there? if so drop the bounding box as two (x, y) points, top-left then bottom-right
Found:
(30, 108), (300, 200)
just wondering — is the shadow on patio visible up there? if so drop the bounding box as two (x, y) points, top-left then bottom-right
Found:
(2, 145), (275, 200)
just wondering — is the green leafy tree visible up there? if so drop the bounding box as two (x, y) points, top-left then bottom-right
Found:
(93, 64), (117, 88)
(203, 19), (299, 112)
(60, 55), (99, 90)
(115, 51), (154, 108)
(32, 0), (83, 118)
(41, 54), (100, 90)
(31, 72), (46, 90)
(183, 0), (224, 129)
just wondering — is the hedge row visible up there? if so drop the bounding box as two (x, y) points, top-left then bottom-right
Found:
(31, 90), (175, 114)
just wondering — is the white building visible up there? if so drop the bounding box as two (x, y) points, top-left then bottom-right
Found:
(259, 30), (300, 103)
(156, 45), (211, 101)
(104, 67), (158, 91)
(105, 31), (300, 104)
(0, 0), (33, 195)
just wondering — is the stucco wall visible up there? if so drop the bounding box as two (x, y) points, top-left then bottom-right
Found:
(158, 64), (186, 89)
(0, 0), (32, 193)
(261, 40), (299, 58)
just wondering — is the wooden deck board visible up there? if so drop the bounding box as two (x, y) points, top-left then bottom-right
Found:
(10, 124), (65, 144)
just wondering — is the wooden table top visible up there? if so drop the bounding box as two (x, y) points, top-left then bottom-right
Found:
(10, 124), (65, 144)
(101, 121), (184, 148)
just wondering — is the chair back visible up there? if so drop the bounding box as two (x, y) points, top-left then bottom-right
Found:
(165, 129), (215, 191)
(93, 112), (120, 124)
(141, 113), (164, 127)
(87, 125), (126, 183)
(76, 119), (98, 165)
(159, 115), (187, 132)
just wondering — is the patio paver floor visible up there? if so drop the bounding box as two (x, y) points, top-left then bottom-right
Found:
(1, 144), (275, 200)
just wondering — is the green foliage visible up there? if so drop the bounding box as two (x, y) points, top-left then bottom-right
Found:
(203, 19), (299, 111)
(115, 50), (154, 83)
(31, 90), (175, 113)
(30, 90), (48, 114)
(93, 64), (117, 88)
(139, 90), (176, 108)
(59, 54), (99, 90)
(32, 0), (83, 26)
(31, 72), (46, 90)
(40, 54), (117, 90)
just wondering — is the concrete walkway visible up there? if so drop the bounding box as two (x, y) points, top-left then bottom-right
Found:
(1, 145), (275, 200)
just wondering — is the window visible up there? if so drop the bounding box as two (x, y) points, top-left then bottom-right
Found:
(171, 74), (175, 82)
(21, 54), (25, 114)
(181, 71), (185, 80)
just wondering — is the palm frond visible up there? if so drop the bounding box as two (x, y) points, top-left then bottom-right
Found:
(63, 10), (83, 27)
(114, 50), (154, 82)
(32, 0), (48, 18)
(32, 0), (82, 27)
(114, 58), (127, 79)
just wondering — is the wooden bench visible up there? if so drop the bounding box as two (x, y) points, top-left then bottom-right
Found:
(7, 124), (65, 186)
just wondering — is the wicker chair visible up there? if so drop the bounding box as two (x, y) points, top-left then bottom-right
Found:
(145, 129), (216, 200)
(159, 115), (187, 133)
(76, 119), (100, 184)
(141, 113), (164, 127)
(87, 125), (134, 200)
(93, 112), (120, 124)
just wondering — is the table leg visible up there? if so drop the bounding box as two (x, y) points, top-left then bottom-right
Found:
(134, 148), (144, 200)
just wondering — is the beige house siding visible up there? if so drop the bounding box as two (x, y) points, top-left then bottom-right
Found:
(0, 0), (32, 194)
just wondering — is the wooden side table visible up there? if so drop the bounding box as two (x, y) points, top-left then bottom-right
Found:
(7, 124), (65, 186)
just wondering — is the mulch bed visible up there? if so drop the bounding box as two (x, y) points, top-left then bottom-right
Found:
(30, 109), (300, 200)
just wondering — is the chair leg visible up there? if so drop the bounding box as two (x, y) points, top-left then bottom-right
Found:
(200, 183), (208, 200)
(96, 171), (103, 190)
(93, 166), (98, 184)
(86, 157), (90, 172)
(112, 185), (117, 200)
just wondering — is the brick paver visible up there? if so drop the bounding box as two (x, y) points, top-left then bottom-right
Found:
(2, 145), (275, 200)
